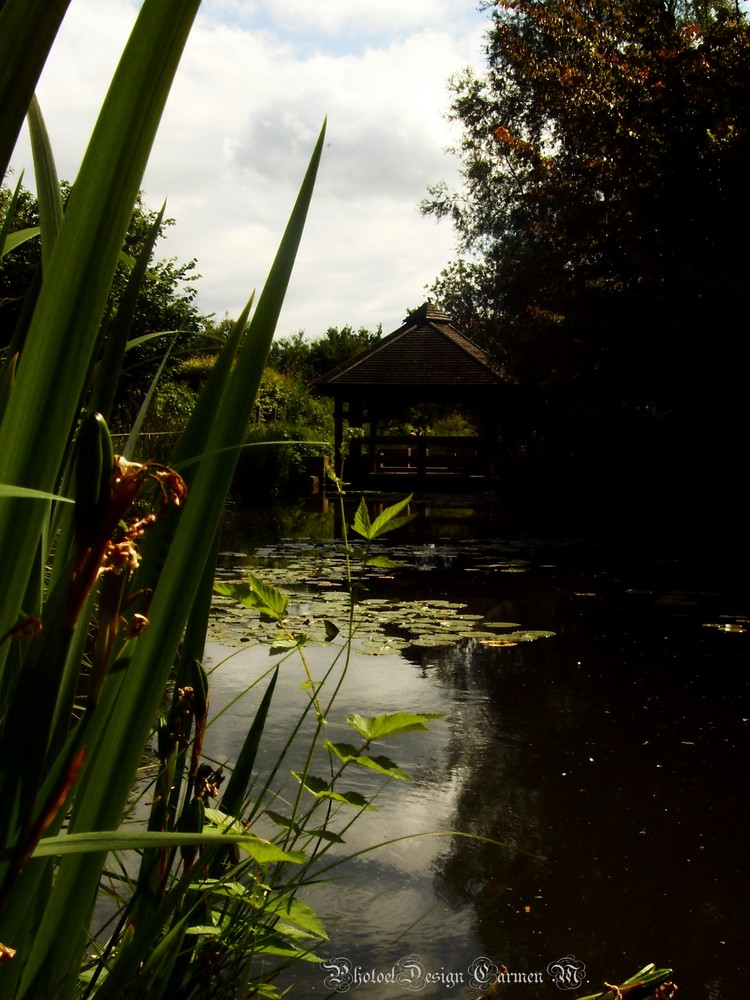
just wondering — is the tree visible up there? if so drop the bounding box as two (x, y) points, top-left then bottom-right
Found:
(422, 0), (750, 521)
(424, 1), (750, 404)
(268, 324), (382, 383)
(1, 181), (207, 426)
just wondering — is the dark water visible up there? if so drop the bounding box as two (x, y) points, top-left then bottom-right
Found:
(205, 496), (749, 999)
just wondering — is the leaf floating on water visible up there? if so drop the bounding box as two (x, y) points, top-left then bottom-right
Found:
(485, 622), (522, 629)
(410, 634), (458, 648)
(357, 639), (409, 656)
(703, 622), (747, 633)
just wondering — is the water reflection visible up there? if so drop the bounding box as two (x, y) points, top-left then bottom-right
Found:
(209, 500), (748, 998)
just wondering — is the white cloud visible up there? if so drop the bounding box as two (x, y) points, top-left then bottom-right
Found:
(261, 0), (466, 39)
(8, 0), (487, 338)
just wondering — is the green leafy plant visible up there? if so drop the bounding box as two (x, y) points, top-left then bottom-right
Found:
(0, 1), (328, 996)
(208, 490), (445, 991)
(575, 963), (676, 1000)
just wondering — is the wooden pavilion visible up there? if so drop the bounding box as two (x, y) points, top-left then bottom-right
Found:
(314, 303), (514, 490)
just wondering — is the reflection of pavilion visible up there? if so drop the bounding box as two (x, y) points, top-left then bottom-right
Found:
(315, 303), (515, 490)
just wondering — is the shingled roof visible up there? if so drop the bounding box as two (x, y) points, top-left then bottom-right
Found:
(316, 303), (508, 391)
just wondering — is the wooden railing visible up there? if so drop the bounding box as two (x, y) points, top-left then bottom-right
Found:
(353, 435), (491, 480)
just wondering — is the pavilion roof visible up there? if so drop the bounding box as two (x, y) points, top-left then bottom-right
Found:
(315, 303), (510, 392)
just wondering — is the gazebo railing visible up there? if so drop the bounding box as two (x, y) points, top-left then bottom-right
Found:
(353, 435), (490, 479)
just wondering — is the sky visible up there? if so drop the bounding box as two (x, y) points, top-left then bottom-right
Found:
(8, 0), (489, 340)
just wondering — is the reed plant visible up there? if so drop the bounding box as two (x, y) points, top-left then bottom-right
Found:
(0, 1), (329, 995)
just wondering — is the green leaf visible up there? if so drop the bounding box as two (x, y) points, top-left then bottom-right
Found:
(365, 555), (400, 569)
(214, 574), (288, 620)
(290, 773), (377, 811)
(351, 497), (372, 539)
(203, 810), (305, 864)
(220, 667), (278, 819)
(262, 893), (328, 940)
(0, 0), (72, 181)
(0, 227), (39, 259)
(347, 711), (447, 741)
(366, 494), (415, 540)
(324, 741), (412, 781)
(30, 829), (290, 858)
(269, 634), (307, 655)
(266, 810), (346, 844)
(185, 924), (222, 937)
(28, 94), (64, 270)
(0, 484), (73, 503)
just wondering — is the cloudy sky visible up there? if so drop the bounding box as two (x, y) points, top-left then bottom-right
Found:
(9, 1), (488, 339)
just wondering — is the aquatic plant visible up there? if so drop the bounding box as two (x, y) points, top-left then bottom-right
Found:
(0, 1), (337, 995)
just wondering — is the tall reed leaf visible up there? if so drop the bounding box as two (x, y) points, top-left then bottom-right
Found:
(0, 0), (71, 181)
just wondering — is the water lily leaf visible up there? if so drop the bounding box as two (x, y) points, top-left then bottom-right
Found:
(496, 629), (555, 642)
(357, 639), (409, 655)
(410, 634), (459, 647)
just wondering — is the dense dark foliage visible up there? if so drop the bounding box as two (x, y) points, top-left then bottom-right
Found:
(1, 182), (205, 426)
(423, 0), (750, 526)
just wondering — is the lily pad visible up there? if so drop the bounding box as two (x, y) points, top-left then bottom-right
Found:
(410, 634), (458, 648)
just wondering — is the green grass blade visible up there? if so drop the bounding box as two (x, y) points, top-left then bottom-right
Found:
(220, 667), (279, 818)
(0, 227), (39, 259)
(89, 205), (167, 422)
(27, 95), (64, 270)
(32, 830), (300, 858)
(122, 333), (178, 459)
(0, 485), (72, 502)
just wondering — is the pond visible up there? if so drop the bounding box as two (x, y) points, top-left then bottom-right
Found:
(203, 495), (748, 999)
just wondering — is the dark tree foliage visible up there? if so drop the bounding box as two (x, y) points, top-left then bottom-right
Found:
(268, 324), (382, 383)
(0, 181), (39, 342)
(423, 0), (750, 524)
(1, 182), (206, 425)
